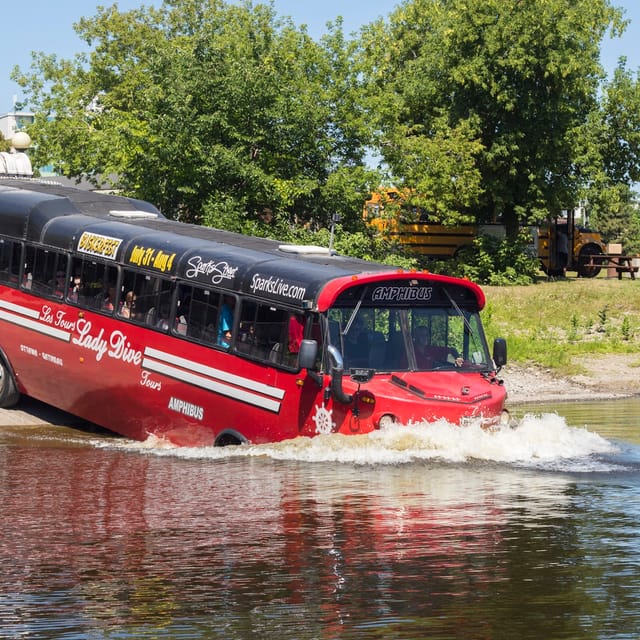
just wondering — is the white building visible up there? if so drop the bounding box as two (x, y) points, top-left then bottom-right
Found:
(0, 110), (34, 141)
(0, 110), (34, 176)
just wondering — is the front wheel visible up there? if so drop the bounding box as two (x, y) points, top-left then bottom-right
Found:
(215, 429), (248, 446)
(577, 244), (602, 278)
(0, 358), (20, 408)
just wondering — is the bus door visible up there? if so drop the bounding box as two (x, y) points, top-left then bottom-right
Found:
(235, 300), (325, 440)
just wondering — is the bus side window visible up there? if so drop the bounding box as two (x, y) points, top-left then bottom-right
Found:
(172, 284), (220, 344)
(237, 300), (260, 356)
(23, 246), (68, 299)
(120, 270), (172, 329)
(98, 266), (119, 314)
(236, 301), (289, 366)
(0, 238), (22, 287)
(69, 257), (118, 311)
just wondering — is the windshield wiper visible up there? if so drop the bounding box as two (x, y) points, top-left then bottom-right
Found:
(442, 287), (475, 337)
(343, 286), (368, 335)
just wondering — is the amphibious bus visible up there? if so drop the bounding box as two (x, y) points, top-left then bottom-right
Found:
(0, 179), (508, 446)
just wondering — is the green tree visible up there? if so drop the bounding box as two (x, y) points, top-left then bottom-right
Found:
(360, 0), (625, 238)
(576, 61), (640, 252)
(12, 0), (376, 231)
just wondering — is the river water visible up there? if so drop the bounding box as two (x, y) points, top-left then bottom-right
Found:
(1, 398), (639, 639)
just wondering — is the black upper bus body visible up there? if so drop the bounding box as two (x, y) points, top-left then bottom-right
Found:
(0, 178), (485, 314)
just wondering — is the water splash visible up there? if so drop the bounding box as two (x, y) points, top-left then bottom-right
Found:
(120, 412), (621, 472)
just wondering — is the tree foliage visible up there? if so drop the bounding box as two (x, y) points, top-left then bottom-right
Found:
(13, 0), (379, 229)
(574, 61), (640, 252)
(360, 0), (626, 238)
(12, 0), (640, 273)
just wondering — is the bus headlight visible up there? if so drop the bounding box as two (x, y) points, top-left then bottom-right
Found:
(357, 390), (376, 406)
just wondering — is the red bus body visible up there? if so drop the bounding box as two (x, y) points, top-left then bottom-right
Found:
(0, 180), (507, 446)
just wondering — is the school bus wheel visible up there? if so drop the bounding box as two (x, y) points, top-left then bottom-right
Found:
(214, 429), (248, 446)
(577, 244), (602, 278)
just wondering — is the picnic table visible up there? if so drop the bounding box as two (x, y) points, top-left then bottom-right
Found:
(584, 254), (639, 279)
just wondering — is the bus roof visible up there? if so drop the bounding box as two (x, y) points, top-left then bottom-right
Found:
(0, 178), (485, 311)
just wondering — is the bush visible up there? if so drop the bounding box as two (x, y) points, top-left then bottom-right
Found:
(449, 230), (539, 285)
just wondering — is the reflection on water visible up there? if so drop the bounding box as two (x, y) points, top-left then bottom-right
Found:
(1, 401), (639, 639)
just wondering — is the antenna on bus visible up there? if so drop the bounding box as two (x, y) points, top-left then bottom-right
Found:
(328, 213), (341, 255)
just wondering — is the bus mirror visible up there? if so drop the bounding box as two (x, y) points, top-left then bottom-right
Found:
(298, 339), (318, 369)
(493, 338), (507, 368)
(326, 345), (353, 404)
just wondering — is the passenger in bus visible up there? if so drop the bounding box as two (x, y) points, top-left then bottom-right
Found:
(217, 295), (235, 347)
(245, 323), (258, 345)
(412, 325), (429, 350)
(53, 271), (66, 298)
(102, 287), (116, 312)
(413, 325), (461, 368)
(119, 291), (136, 318)
(68, 276), (82, 303)
(288, 314), (304, 354)
(175, 313), (188, 335)
(156, 302), (171, 331)
(175, 296), (189, 335)
(22, 265), (33, 290)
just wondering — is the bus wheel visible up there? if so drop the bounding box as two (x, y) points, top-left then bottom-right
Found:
(215, 429), (248, 447)
(577, 244), (602, 278)
(0, 359), (19, 408)
(541, 262), (562, 277)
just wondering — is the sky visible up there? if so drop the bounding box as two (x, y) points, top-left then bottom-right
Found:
(2, 0), (640, 113)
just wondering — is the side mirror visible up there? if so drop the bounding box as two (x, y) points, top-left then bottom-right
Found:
(493, 337), (507, 368)
(326, 344), (353, 404)
(298, 339), (318, 370)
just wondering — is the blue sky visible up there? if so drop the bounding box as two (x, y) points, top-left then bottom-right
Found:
(2, 0), (640, 113)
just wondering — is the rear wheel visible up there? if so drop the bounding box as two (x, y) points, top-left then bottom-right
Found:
(577, 244), (602, 278)
(0, 359), (20, 408)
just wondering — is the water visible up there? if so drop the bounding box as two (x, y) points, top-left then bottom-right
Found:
(1, 399), (640, 639)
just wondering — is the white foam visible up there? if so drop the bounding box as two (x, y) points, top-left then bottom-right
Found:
(117, 412), (620, 471)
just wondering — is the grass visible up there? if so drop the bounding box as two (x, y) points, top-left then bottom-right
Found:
(481, 272), (640, 376)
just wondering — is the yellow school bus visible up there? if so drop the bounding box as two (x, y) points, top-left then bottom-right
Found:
(364, 188), (498, 258)
(365, 189), (604, 276)
(536, 214), (605, 278)
(364, 188), (475, 258)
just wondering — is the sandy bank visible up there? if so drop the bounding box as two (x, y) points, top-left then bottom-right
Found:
(502, 354), (638, 405)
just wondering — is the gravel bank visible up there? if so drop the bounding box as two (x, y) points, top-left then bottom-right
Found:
(502, 355), (638, 405)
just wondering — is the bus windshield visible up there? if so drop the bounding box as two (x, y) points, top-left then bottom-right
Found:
(327, 305), (492, 373)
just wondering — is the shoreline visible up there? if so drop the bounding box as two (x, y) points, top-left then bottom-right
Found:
(501, 359), (638, 406)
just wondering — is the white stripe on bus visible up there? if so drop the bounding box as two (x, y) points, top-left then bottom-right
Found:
(143, 346), (285, 400)
(0, 299), (40, 319)
(142, 356), (282, 413)
(0, 309), (71, 342)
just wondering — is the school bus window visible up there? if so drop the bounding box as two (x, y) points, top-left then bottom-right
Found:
(68, 257), (117, 310)
(23, 246), (68, 299)
(0, 239), (22, 287)
(121, 269), (173, 329)
(236, 300), (292, 366)
(173, 283), (226, 345)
